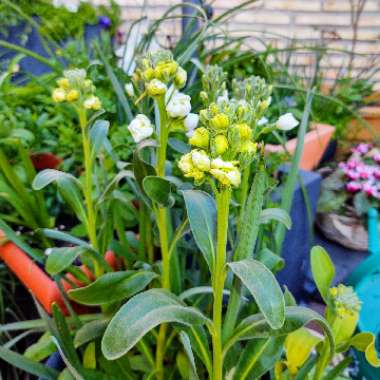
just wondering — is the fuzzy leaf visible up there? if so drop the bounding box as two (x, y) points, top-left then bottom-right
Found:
(45, 246), (86, 276)
(182, 190), (216, 272)
(68, 271), (157, 305)
(101, 289), (210, 360)
(228, 259), (285, 329)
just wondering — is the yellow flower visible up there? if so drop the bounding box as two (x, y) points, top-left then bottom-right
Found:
(155, 61), (178, 81)
(178, 153), (193, 174)
(57, 78), (70, 89)
(83, 96), (102, 110)
(142, 68), (155, 81)
(210, 158), (241, 187)
(234, 123), (251, 140)
(214, 134), (229, 155)
(210, 113), (229, 130)
(146, 79), (167, 96)
(66, 89), (80, 102)
(191, 150), (211, 172)
(52, 88), (66, 102)
(189, 127), (209, 149)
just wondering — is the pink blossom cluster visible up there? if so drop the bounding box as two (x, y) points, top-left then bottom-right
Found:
(339, 144), (380, 200)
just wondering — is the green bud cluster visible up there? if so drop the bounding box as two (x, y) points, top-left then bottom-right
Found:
(329, 284), (361, 318)
(52, 69), (101, 110)
(134, 50), (187, 96)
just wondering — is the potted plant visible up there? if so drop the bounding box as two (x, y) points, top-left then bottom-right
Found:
(1, 50), (379, 380)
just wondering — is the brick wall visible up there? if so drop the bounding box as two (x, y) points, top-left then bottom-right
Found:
(90, 0), (380, 87)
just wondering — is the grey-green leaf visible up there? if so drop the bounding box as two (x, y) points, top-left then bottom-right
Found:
(101, 289), (211, 360)
(68, 271), (157, 305)
(46, 246), (86, 276)
(143, 176), (175, 207)
(259, 208), (292, 229)
(182, 190), (216, 272)
(310, 246), (335, 303)
(90, 119), (110, 158)
(179, 331), (200, 380)
(228, 259), (285, 329)
(74, 319), (109, 348)
(32, 169), (80, 191)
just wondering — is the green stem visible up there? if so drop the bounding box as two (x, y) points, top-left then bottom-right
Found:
(212, 188), (231, 380)
(237, 167), (250, 233)
(78, 108), (101, 276)
(154, 96), (171, 380)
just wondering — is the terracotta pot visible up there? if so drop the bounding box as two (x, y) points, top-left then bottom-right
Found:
(0, 233), (118, 315)
(346, 106), (380, 142)
(30, 152), (62, 171)
(265, 122), (335, 171)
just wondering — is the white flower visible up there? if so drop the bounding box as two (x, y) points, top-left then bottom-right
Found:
(184, 113), (199, 133)
(211, 157), (235, 170)
(166, 92), (191, 118)
(125, 83), (135, 97)
(53, 0), (80, 12)
(191, 150), (211, 172)
(216, 90), (229, 105)
(257, 117), (268, 126)
(83, 96), (102, 110)
(128, 114), (154, 143)
(146, 79), (167, 96)
(178, 153), (193, 174)
(277, 113), (299, 131)
(226, 168), (241, 187)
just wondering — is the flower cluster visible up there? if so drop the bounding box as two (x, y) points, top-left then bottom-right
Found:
(52, 69), (102, 111)
(178, 69), (299, 188)
(329, 284), (361, 318)
(339, 143), (380, 199)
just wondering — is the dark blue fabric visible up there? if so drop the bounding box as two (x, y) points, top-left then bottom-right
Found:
(38, 351), (64, 380)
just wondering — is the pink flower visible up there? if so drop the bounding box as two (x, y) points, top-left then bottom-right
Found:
(346, 182), (362, 193)
(374, 154), (380, 164)
(357, 166), (372, 180)
(352, 143), (371, 155)
(362, 182), (376, 197)
(347, 160), (359, 170)
(345, 170), (360, 180)
(374, 169), (380, 180)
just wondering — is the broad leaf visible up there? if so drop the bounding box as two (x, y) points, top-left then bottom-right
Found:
(46, 246), (86, 276)
(143, 176), (175, 207)
(32, 169), (80, 191)
(228, 259), (285, 329)
(257, 248), (284, 272)
(310, 246), (335, 303)
(42, 229), (91, 248)
(24, 332), (56, 362)
(225, 306), (334, 361)
(259, 208), (292, 229)
(182, 190), (216, 272)
(102, 289), (210, 360)
(68, 271), (157, 305)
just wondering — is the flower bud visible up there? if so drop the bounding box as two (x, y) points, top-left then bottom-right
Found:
(234, 123), (251, 140)
(214, 134), (229, 155)
(184, 113), (199, 134)
(277, 113), (299, 131)
(211, 157), (235, 170)
(259, 96), (272, 111)
(143, 68), (155, 81)
(200, 91), (208, 104)
(191, 150), (211, 172)
(125, 83), (135, 97)
(155, 61), (178, 81)
(240, 141), (257, 154)
(83, 96), (102, 110)
(57, 78), (70, 89)
(210, 167), (241, 187)
(174, 66), (187, 88)
(52, 88), (66, 102)
(146, 79), (167, 97)
(127, 114), (153, 143)
(66, 89), (80, 102)
(210, 113), (229, 130)
(189, 127), (209, 149)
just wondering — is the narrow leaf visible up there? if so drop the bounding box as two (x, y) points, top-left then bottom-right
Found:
(46, 246), (86, 276)
(182, 190), (216, 272)
(259, 208), (292, 229)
